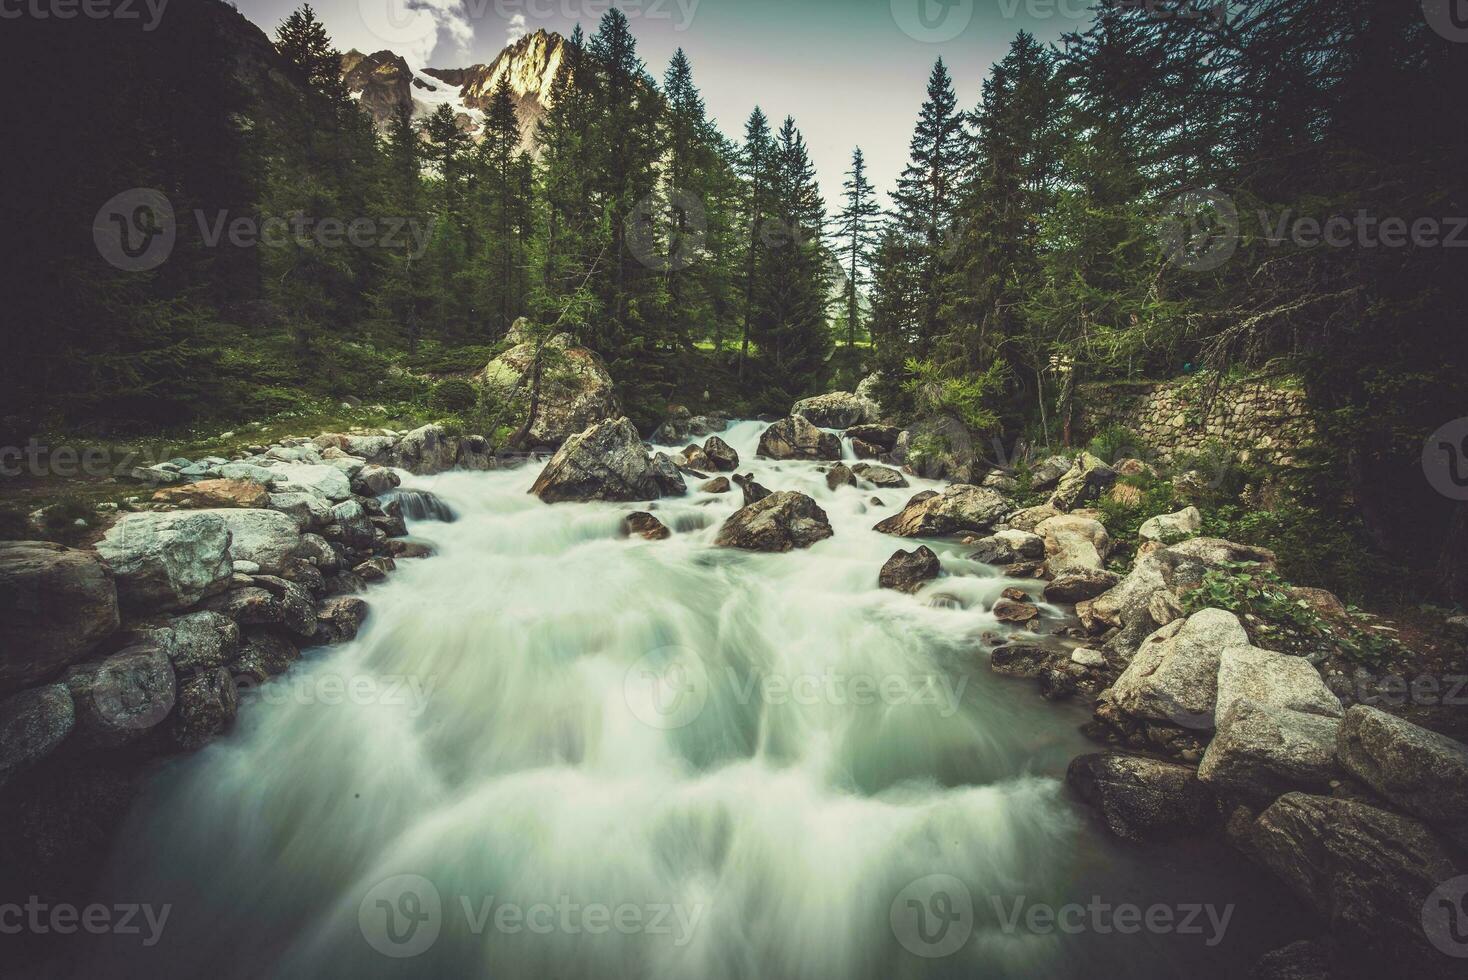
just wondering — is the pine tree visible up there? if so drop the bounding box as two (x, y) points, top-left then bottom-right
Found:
(736, 107), (776, 382)
(754, 117), (830, 401)
(888, 59), (967, 358)
(834, 147), (881, 348)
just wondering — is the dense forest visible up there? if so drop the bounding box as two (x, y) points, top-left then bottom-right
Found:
(4, 0), (1466, 600)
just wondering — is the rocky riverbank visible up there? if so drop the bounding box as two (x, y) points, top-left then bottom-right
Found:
(2, 382), (1465, 978)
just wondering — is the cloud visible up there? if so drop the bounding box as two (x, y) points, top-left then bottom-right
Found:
(507, 13), (528, 44)
(360, 0), (474, 68)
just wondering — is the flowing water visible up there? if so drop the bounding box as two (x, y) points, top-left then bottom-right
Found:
(82, 421), (1298, 978)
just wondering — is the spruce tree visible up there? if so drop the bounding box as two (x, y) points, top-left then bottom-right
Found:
(834, 147), (881, 349)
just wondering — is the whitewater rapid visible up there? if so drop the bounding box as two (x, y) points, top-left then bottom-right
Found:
(82, 420), (1291, 978)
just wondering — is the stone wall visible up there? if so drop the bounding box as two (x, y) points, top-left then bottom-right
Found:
(1076, 374), (1318, 468)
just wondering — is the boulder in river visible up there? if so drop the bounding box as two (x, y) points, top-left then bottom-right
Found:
(1066, 752), (1221, 842)
(679, 444), (716, 470)
(757, 415), (843, 461)
(0, 541), (120, 695)
(703, 436), (739, 472)
(733, 473), (772, 507)
(476, 333), (620, 447)
(63, 646), (177, 748)
(96, 512), (234, 611)
(531, 418), (664, 504)
(1043, 568), (1120, 604)
(992, 597), (1040, 624)
(826, 463), (856, 490)
(792, 390), (879, 428)
(700, 477), (731, 494)
(649, 452), (688, 498)
(170, 668), (238, 750)
(1336, 704), (1468, 823)
(879, 546), (940, 593)
(851, 462), (908, 488)
(715, 491), (834, 552)
(873, 485), (1012, 538)
(845, 424), (900, 452)
(968, 529), (1044, 565)
(623, 512), (672, 541)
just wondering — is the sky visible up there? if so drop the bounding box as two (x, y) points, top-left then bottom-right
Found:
(235, 0), (1085, 210)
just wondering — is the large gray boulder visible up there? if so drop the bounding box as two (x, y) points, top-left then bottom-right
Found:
(0, 685), (75, 787)
(0, 542), (119, 694)
(145, 611), (239, 676)
(851, 463), (908, 488)
(1337, 705), (1468, 823)
(703, 436), (739, 472)
(530, 418), (663, 503)
(757, 416), (843, 461)
(63, 647), (177, 748)
(874, 485), (1012, 538)
(477, 334), (620, 447)
(1138, 506), (1203, 552)
(1083, 538), (1277, 660)
(969, 529), (1045, 565)
(1066, 752), (1220, 842)
(203, 579), (318, 639)
(715, 491), (834, 552)
(96, 512), (233, 611)
(1104, 608), (1249, 729)
(267, 490), (333, 531)
(792, 390), (879, 428)
(1043, 567), (1121, 604)
(170, 668), (238, 750)
(198, 508), (302, 575)
(1238, 793), (1462, 976)
(879, 546), (941, 593)
(1215, 645), (1343, 722)
(1198, 699), (1343, 803)
(388, 424), (460, 475)
(1035, 514), (1111, 575)
(266, 463), (352, 502)
(1049, 452), (1116, 511)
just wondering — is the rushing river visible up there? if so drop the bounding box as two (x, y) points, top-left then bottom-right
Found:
(82, 420), (1298, 978)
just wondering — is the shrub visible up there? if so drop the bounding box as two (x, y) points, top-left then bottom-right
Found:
(1087, 424), (1149, 464)
(430, 378), (479, 413)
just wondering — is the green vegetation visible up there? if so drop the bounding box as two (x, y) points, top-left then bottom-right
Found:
(1183, 561), (1399, 666)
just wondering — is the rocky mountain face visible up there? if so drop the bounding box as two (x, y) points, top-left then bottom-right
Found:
(340, 29), (567, 150)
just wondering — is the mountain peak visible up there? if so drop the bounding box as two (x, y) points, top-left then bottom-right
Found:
(341, 31), (569, 148)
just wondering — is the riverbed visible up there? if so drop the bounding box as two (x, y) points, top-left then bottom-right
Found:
(81, 420), (1299, 978)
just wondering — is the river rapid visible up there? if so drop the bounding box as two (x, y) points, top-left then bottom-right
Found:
(82, 420), (1297, 979)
